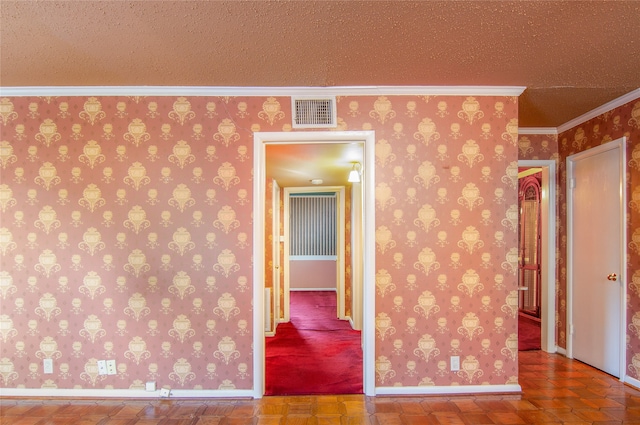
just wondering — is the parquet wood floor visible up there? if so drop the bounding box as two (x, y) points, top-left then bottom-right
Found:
(2, 351), (640, 424)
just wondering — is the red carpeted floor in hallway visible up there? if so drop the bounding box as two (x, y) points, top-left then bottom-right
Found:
(518, 312), (541, 351)
(265, 291), (363, 395)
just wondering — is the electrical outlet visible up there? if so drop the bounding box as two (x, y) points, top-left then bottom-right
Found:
(97, 360), (107, 375)
(43, 359), (53, 374)
(450, 356), (460, 371)
(106, 359), (116, 375)
(160, 388), (171, 397)
(146, 381), (156, 392)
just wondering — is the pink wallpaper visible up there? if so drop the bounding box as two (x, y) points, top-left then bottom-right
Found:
(517, 133), (559, 164)
(518, 98), (640, 380)
(0, 93), (520, 391)
(367, 96), (520, 386)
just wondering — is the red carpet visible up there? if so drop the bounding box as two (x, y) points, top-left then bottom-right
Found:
(518, 313), (541, 351)
(265, 291), (363, 395)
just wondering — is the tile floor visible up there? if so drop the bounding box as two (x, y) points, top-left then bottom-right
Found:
(2, 351), (640, 424)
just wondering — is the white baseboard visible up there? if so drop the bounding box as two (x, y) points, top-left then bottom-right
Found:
(550, 347), (639, 390)
(625, 375), (640, 391)
(375, 384), (521, 396)
(3, 385), (522, 398)
(0, 387), (255, 399)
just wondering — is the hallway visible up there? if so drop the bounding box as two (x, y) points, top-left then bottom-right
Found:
(2, 351), (640, 424)
(265, 291), (362, 395)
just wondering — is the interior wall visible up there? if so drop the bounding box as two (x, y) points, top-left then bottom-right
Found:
(289, 260), (336, 290)
(0, 93), (520, 392)
(519, 98), (640, 381)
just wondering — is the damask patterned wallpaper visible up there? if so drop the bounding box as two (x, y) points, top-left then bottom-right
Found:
(519, 98), (640, 381)
(0, 93), (521, 391)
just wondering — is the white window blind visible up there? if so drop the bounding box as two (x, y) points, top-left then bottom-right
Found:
(289, 193), (336, 256)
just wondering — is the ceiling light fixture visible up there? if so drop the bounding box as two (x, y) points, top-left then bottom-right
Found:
(310, 179), (323, 185)
(348, 162), (361, 183)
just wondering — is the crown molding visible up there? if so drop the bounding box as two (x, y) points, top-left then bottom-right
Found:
(0, 85), (526, 97)
(517, 127), (558, 135)
(557, 88), (640, 134)
(5, 85), (637, 136)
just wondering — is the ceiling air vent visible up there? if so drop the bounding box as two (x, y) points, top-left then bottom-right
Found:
(291, 96), (337, 129)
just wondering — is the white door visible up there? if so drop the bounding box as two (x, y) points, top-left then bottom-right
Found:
(568, 137), (626, 378)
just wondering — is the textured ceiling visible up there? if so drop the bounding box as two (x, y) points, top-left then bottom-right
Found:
(1, 0), (639, 128)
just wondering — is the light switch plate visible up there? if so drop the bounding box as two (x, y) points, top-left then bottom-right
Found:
(106, 359), (117, 375)
(450, 356), (460, 371)
(43, 359), (53, 374)
(97, 360), (107, 375)
(146, 381), (156, 392)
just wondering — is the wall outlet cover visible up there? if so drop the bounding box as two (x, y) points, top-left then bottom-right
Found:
(97, 360), (107, 375)
(145, 381), (156, 392)
(160, 388), (171, 397)
(106, 359), (117, 375)
(450, 356), (460, 371)
(43, 359), (53, 374)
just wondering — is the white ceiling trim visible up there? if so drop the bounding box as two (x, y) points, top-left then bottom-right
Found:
(557, 88), (640, 134)
(0, 85), (526, 97)
(518, 127), (558, 135)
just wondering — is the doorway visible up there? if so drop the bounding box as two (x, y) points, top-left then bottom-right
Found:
(253, 131), (376, 397)
(283, 187), (346, 322)
(518, 168), (542, 318)
(567, 137), (627, 379)
(517, 167), (542, 351)
(517, 160), (556, 353)
(265, 186), (354, 395)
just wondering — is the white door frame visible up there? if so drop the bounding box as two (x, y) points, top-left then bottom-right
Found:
(283, 186), (346, 321)
(253, 130), (376, 397)
(269, 179), (281, 335)
(518, 160), (557, 353)
(351, 179), (364, 331)
(566, 137), (627, 380)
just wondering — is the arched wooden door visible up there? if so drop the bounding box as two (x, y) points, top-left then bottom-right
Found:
(518, 172), (542, 317)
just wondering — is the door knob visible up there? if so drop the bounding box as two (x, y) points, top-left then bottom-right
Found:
(607, 273), (617, 281)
